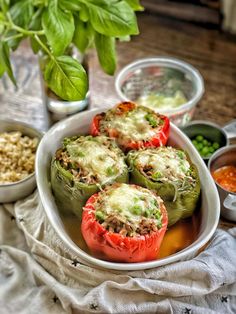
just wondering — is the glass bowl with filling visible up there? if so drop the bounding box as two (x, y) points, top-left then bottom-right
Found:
(127, 146), (200, 226)
(81, 183), (168, 263)
(51, 135), (129, 219)
(115, 57), (204, 127)
(91, 102), (170, 152)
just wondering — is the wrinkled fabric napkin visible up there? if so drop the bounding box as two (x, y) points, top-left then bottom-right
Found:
(0, 191), (236, 314)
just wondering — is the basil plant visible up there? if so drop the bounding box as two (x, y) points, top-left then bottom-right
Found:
(0, 0), (143, 101)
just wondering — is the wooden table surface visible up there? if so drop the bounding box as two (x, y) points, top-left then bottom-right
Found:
(0, 13), (235, 228)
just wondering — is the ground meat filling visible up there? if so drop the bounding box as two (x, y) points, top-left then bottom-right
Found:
(56, 148), (91, 183)
(93, 184), (163, 237)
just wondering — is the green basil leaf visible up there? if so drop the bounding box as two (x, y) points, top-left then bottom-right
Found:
(124, 0), (144, 11)
(7, 0), (34, 50)
(10, 0), (34, 28)
(29, 9), (44, 54)
(85, 0), (139, 36)
(0, 41), (16, 85)
(73, 19), (94, 53)
(0, 54), (5, 77)
(0, 0), (9, 14)
(60, 0), (81, 12)
(0, 11), (5, 33)
(0, 65), (5, 77)
(95, 32), (116, 75)
(30, 37), (40, 54)
(42, 0), (75, 56)
(44, 55), (88, 101)
(79, 4), (89, 22)
(86, 0), (118, 5)
(32, 0), (48, 5)
(29, 9), (42, 31)
(30, 35), (48, 54)
(10, 0), (21, 4)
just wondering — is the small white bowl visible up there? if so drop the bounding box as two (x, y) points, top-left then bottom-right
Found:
(115, 57), (204, 127)
(0, 119), (42, 203)
(35, 108), (220, 271)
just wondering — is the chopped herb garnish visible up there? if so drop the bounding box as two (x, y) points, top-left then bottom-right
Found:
(106, 167), (118, 176)
(177, 151), (185, 159)
(130, 205), (142, 215)
(78, 151), (85, 157)
(133, 196), (140, 203)
(144, 208), (153, 218)
(180, 165), (187, 173)
(145, 113), (158, 128)
(152, 198), (158, 207)
(70, 162), (78, 169)
(152, 171), (162, 180)
(95, 211), (105, 223)
(156, 219), (162, 229)
(63, 136), (78, 147)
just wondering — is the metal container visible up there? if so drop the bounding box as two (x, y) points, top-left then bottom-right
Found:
(182, 120), (236, 163)
(208, 145), (236, 221)
(35, 109), (220, 271)
(0, 120), (42, 203)
(115, 57), (204, 127)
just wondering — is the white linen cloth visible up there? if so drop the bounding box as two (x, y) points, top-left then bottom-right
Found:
(0, 191), (236, 314)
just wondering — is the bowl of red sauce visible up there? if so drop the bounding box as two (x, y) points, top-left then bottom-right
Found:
(208, 145), (236, 221)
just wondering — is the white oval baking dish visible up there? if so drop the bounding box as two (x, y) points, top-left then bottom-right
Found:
(35, 108), (220, 271)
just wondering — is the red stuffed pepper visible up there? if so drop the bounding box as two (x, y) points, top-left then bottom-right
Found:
(90, 102), (170, 152)
(81, 183), (168, 263)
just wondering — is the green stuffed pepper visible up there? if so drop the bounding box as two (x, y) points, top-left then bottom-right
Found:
(51, 135), (129, 220)
(127, 146), (200, 226)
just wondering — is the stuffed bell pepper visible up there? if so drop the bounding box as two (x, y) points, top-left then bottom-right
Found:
(91, 102), (170, 152)
(81, 183), (168, 262)
(127, 147), (200, 226)
(51, 135), (129, 219)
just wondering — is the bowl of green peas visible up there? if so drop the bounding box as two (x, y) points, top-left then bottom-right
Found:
(191, 135), (220, 158)
(181, 120), (235, 163)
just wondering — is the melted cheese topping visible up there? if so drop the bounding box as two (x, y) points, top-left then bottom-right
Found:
(94, 184), (163, 235)
(132, 147), (191, 182)
(101, 107), (160, 141)
(103, 184), (155, 216)
(65, 136), (126, 184)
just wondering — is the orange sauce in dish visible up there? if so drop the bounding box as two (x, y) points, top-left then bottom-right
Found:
(62, 208), (201, 261)
(212, 165), (236, 193)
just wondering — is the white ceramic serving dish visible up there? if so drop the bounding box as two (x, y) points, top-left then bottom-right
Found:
(35, 108), (220, 271)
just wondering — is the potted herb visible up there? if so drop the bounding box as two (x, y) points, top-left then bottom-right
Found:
(0, 0), (143, 109)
